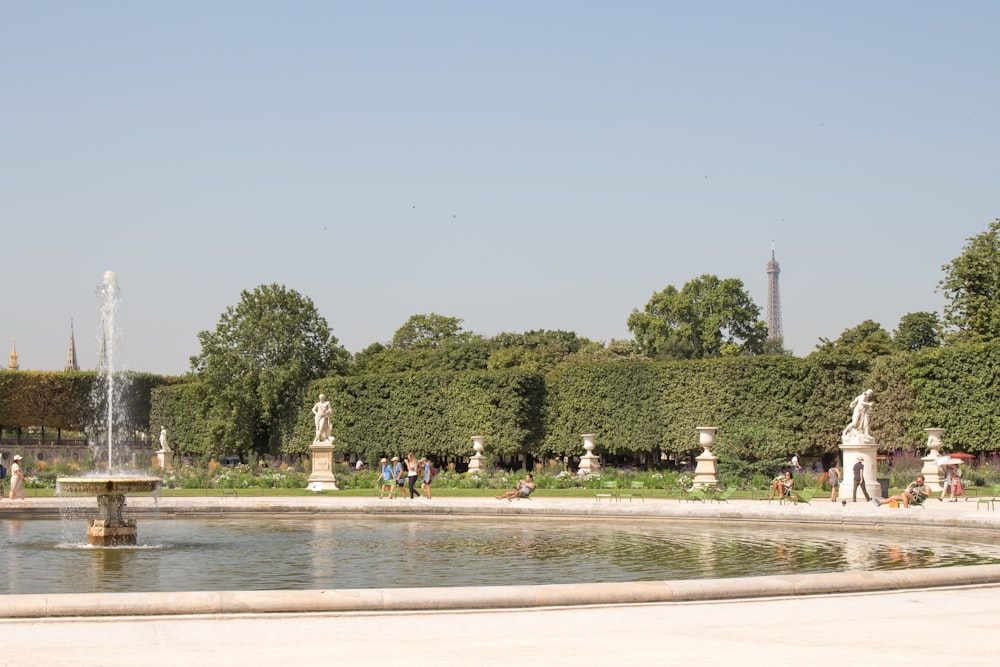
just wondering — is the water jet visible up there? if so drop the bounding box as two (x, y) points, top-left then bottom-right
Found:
(56, 271), (160, 546)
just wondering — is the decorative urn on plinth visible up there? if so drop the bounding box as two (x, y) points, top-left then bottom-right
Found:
(691, 427), (720, 489)
(921, 428), (947, 492)
(468, 436), (486, 473)
(578, 434), (602, 473)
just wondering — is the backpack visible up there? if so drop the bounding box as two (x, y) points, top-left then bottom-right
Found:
(0, 463), (6, 480)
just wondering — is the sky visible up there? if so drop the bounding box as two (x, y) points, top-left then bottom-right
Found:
(2, 1), (998, 376)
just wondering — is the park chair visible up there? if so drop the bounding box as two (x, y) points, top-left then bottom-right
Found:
(712, 485), (737, 503)
(595, 480), (619, 502)
(782, 487), (816, 505)
(977, 484), (1000, 511)
(682, 487), (707, 502)
(618, 481), (646, 503)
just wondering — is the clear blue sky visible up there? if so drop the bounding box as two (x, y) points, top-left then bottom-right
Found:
(3, 1), (997, 375)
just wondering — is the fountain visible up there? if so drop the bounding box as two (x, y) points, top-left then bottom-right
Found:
(56, 271), (161, 546)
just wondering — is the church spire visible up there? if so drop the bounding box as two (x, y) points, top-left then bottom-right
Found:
(65, 320), (80, 371)
(9, 338), (19, 370)
(97, 329), (107, 372)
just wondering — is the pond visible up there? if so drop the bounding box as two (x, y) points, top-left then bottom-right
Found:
(4, 516), (1000, 595)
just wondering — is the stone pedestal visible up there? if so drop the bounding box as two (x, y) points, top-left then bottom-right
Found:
(692, 427), (720, 489)
(307, 438), (339, 491)
(921, 428), (946, 492)
(156, 448), (173, 471)
(578, 434), (601, 473)
(839, 436), (880, 500)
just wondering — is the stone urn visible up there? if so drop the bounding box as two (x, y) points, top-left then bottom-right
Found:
(468, 435), (486, 473)
(921, 428), (947, 492)
(579, 434), (602, 473)
(691, 427), (720, 489)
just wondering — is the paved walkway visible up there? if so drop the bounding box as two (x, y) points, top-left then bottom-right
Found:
(3, 493), (1000, 665)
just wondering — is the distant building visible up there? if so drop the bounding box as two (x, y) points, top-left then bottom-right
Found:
(64, 320), (80, 371)
(766, 242), (783, 340)
(8, 338), (19, 370)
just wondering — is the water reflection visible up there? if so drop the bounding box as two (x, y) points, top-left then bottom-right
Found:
(3, 517), (1000, 596)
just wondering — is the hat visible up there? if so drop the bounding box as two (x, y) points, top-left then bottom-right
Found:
(13, 454), (22, 461)
(380, 457), (387, 463)
(391, 456), (399, 461)
(856, 456), (864, 461)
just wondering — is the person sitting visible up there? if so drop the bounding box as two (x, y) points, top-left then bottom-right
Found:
(495, 474), (536, 502)
(873, 475), (930, 508)
(769, 471), (794, 500)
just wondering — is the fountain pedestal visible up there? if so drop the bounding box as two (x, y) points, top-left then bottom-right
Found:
(57, 477), (161, 547)
(89, 492), (137, 546)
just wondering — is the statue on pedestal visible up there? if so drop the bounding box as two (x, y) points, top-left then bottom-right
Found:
(307, 394), (338, 491)
(842, 389), (874, 443)
(312, 394), (332, 442)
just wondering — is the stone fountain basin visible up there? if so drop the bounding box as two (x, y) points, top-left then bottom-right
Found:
(57, 477), (162, 494)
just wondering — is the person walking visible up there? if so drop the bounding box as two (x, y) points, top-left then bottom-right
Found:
(421, 457), (435, 500)
(828, 464), (840, 502)
(405, 452), (421, 499)
(390, 456), (404, 500)
(9, 454), (26, 500)
(377, 458), (393, 499)
(852, 456), (870, 502)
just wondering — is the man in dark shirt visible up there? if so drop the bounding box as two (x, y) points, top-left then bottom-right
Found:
(852, 456), (871, 502)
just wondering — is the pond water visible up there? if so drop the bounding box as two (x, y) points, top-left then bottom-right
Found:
(4, 516), (1000, 596)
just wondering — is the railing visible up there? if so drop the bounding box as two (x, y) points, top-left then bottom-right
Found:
(0, 438), (150, 447)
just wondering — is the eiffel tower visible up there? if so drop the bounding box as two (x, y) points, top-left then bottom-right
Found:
(766, 242), (782, 341)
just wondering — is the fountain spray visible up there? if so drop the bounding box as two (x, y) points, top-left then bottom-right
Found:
(97, 270), (121, 472)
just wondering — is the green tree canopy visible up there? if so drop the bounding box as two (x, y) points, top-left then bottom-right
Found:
(892, 311), (941, 352)
(813, 320), (893, 358)
(391, 313), (473, 348)
(190, 283), (349, 457)
(939, 217), (1000, 343)
(626, 274), (768, 360)
(486, 330), (602, 372)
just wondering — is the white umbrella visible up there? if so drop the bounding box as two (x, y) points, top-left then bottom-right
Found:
(934, 456), (963, 466)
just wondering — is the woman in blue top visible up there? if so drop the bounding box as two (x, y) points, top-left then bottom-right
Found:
(421, 457), (434, 500)
(378, 458), (394, 499)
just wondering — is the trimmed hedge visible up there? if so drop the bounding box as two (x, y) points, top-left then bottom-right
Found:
(11, 341), (1000, 463)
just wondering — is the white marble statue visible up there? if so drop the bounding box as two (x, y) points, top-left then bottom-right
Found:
(159, 426), (170, 452)
(312, 394), (332, 442)
(842, 389), (874, 439)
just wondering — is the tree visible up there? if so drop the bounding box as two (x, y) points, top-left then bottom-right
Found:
(892, 312), (941, 352)
(486, 330), (601, 372)
(939, 218), (1000, 342)
(391, 313), (473, 348)
(626, 274), (768, 360)
(351, 315), (487, 374)
(761, 337), (792, 356)
(814, 320), (893, 358)
(190, 284), (349, 457)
